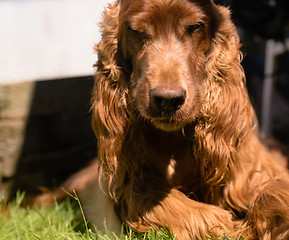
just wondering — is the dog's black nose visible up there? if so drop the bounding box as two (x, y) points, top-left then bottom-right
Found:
(151, 87), (186, 113)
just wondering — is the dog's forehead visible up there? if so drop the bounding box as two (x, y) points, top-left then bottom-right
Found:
(120, 0), (211, 25)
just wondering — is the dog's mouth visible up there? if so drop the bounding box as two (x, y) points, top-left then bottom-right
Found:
(151, 117), (186, 132)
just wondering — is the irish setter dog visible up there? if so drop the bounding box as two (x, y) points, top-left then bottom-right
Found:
(34, 0), (289, 239)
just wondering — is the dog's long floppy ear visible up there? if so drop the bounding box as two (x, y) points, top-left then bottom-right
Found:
(195, 3), (254, 188)
(91, 2), (128, 199)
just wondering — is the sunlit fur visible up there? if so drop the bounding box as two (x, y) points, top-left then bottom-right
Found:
(91, 0), (289, 239)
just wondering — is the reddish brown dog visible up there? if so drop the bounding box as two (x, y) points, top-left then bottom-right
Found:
(36, 0), (289, 239)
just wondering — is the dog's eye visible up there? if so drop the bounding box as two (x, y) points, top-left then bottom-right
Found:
(128, 25), (140, 34)
(186, 23), (204, 36)
(128, 25), (148, 39)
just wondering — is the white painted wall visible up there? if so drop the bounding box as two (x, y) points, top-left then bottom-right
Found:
(0, 0), (114, 84)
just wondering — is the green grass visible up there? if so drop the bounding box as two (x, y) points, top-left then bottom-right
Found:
(0, 192), (90, 240)
(0, 192), (176, 240)
(0, 192), (239, 240)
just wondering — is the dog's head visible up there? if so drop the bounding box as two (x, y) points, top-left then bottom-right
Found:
(94, 0), (253, 141)
(117, 0), (220, 131)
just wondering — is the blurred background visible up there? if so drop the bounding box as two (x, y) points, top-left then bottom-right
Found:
(0, 0), (113, 199)
(0, 0), (289, 200)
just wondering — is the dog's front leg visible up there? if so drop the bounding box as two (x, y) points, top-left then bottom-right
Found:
(118, 177), (236, 240)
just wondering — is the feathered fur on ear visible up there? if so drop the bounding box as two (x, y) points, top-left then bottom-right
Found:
(195, 5), (254, 189)
(91, 2), (128, 200)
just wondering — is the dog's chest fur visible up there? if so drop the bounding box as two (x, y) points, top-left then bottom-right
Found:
(142, 127), (205, 198)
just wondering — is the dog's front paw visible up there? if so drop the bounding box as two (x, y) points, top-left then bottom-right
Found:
(199, 205), (235, 238)
(172, 204), (235, 240)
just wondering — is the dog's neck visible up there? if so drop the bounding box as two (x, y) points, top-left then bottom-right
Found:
(140, 122), (193, 155)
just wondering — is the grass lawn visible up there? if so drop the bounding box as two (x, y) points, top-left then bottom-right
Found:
(0, 192), (237, 240)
